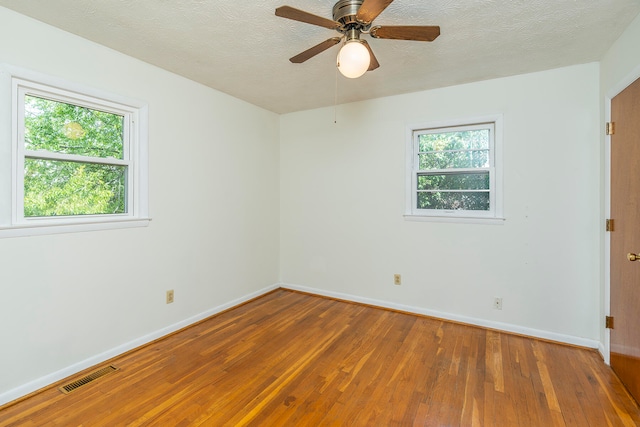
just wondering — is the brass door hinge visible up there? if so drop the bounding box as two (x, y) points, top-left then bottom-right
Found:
(606, 122), (615, 135)
(606, 219), (614, 232)
(606, 316), (614, 329)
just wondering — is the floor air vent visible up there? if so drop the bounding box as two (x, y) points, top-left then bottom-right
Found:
(59, 365), (119, 394)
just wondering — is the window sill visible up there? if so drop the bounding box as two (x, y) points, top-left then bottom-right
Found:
(0, 217), (151, 239)
(403, 214), (505, 225)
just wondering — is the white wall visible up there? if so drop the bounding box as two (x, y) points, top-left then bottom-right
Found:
(601, 13), (640, 95)
(280, 63), (601, 344)
(0, 7), (280, 402)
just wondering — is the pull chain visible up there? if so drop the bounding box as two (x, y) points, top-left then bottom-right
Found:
(334, 66), (338, 124)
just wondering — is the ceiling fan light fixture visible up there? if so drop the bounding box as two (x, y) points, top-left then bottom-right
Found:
(337, 39), (370, 78)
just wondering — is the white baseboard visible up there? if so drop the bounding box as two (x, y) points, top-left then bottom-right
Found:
(599, 342), (608, 364)
(281, 283), (601, 350)
(0, 284), (280, 407)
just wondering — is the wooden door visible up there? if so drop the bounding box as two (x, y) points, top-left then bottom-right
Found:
(610, 76), (640, 404)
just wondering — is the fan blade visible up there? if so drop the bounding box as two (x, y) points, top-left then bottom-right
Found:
(275, 6), (341, 30)
(361, 40), (380, 71)
(356, 0), (394, 24)
(370, 25), (440, 41)
(289, 37), (342, 63)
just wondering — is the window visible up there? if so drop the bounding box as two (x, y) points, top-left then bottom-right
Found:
(0, 67), (149, 237)
(406, 117), (503, 222)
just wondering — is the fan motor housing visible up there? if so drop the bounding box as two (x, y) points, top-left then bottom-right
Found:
(333, 0), (364, 27)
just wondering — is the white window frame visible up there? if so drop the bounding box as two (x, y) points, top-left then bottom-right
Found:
(0, 65), (150, 238)
(405, 115), (504, 224)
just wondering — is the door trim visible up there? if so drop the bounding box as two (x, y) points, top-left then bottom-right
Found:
(604, 63), (640, 365)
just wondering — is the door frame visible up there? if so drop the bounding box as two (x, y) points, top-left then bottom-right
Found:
(604, 64), (640, 365)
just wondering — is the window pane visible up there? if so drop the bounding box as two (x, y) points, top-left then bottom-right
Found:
(24, 158), (126, 217)
(417, 191), (490, 211)
(418, 129), (489, 152)
(419, 150), (489, 169)
(24, 95), (124, 159)
(418, 173), (489, 190)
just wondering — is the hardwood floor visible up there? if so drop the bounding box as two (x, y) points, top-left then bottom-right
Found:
(1, 289), (639, 426)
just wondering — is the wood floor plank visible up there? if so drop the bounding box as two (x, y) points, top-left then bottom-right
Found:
(1, 289), (639, 426)
(506, 336), (543, 426)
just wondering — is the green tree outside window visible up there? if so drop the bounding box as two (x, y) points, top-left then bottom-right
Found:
(23, 95), (127, 217)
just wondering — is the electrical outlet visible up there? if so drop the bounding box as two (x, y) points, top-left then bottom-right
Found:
(394, 274), (401, 286)
(166, 290), (174, 304)
(493, 297), (503, 310)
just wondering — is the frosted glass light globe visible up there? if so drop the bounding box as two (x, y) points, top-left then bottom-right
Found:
(337, 41), (370, 79)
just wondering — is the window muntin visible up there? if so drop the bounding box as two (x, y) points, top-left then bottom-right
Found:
(410, 122), (499, 218)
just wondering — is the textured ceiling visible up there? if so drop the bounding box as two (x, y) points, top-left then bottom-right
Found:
(0, 0), (639, 114)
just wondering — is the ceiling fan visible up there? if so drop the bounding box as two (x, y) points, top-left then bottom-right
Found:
(275, 0), (440, 78)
